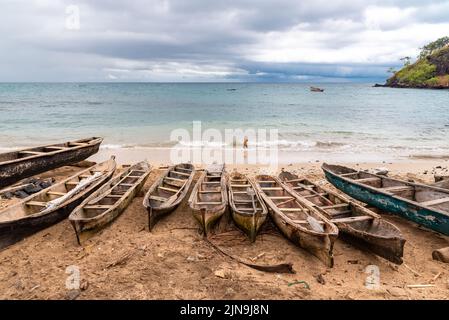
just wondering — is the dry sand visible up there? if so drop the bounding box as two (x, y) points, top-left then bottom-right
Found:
(0, 160), (449, 300)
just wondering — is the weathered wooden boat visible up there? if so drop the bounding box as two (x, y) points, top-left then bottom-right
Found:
(0, 137), (103, 189)
(323, 163), (449, 235)
(279, 171), (405, 264)
(433, 179), (449, 190)
(0, 157), (116, 250)
(227, 172), (268, 242)
(143, 163), (195, 231)
(188, 164), (228, 236)
(254, 175), (338, 267)
(310, 86), (324, 92)
(70, 161), (151, 244)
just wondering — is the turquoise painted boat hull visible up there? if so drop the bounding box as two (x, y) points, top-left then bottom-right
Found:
(324, 171), (449, 236)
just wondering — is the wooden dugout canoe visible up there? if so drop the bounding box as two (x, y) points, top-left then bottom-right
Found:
(0, 137), (103, 189)
(254, 175), (338, 267)
(228, 172), (268, 242)
(143, 163), (195, 231)
(70, 161), (151, 244)
(188, 164), (228, 236)
(279, 171), (405, 264)
(323, 163), (449, 236)
(0, 157), (116, 250)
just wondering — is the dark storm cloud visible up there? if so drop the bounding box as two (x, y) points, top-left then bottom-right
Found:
(1, 0), (449, 81)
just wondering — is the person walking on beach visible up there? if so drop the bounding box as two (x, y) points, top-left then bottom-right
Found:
(243, 136), (248, 149)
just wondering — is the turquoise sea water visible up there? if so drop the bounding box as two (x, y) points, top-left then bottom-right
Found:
(0, 83), (448, 159)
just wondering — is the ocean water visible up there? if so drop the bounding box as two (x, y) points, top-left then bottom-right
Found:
(0, 82), (448, 161)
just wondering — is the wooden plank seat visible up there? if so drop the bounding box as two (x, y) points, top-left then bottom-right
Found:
(269, 196), (294, 200)
(279, 208), (305, 212)
(172, 171), (190, 176)
(165, 176), (185, 182)
(84, 205), (112, 210)
(69, 142), (88, 146)
(199, 190), (221, 194)
(293, 219), (324, 224)
(355, 177), (381, 184)
(421, 197), (449, 207)
(19, 151), (45, 156)
(303, 193), (327, 198)
(45, 146), (68, 150)
(150, 195), (168, 202)
(320, 203), (348, 210)
(261, 187), (283, 191)
(158, 186), (179, 193)
(230, 184), (251, 188)
(119, 183), (135, 187)
(47, 191), (66, 196)
(26, 201), (47, 207)
(332, 216), (372, 223)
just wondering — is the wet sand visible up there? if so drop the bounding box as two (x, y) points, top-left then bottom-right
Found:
(0, 160), (449, 300)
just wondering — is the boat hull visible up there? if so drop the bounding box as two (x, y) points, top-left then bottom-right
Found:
(71, 172), (148, 244)
(324, 171), (449, 235)
(147, 204), (181, 231)
(268, 207), (336, 267)
(0, 140), (102, 189)
(192, 206), (227, 236)
(231, 210), (266, 242)
(0, 178), (109, 250)
(336, 221), (405, 264)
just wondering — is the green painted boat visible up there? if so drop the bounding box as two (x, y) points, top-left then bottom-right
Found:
(322, 163), (449, 236)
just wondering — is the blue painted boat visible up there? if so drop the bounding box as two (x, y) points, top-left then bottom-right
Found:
(322, 163), (449, 236)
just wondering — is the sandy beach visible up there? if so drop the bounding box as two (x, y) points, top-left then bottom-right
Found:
(1, 152), (448, 300)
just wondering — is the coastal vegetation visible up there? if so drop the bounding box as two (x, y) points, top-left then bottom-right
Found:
(383, 37), (449, 89)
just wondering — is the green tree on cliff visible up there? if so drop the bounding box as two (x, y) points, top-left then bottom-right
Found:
(419, 37), (449, 59)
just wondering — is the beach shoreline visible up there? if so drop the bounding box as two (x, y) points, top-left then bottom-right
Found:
(0, 156), (448, 300)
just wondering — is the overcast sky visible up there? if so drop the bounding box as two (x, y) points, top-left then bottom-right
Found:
(2, 0), (449, 82)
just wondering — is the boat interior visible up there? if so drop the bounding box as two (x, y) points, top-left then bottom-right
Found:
(327, 164), (449, 212)
(229, 172), (264, 214)
(256, 175), (333, 232)
(148, 163), (194, 207)
(0, 137), (99, 162)
(280, 172), (403, 236)
(79, 163), (150, 219)
(0, 159), (113, 221)
(193, 169), (225, 207)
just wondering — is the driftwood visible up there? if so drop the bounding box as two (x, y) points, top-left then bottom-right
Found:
(205, 238), (295, 274)
(432, 247), (449, 263)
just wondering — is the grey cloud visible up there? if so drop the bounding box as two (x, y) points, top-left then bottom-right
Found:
(0, 0), (448, 81)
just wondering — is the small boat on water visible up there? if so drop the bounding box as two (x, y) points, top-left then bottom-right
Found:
(0, 137), (103, 189)
(227, 172), (268, 242)
(310, 86), (324, 92)
(188, 164), (228, 236)
(279, 171), (405, 264)
(323, 163), (449, 236)
(70, 161), (151, 244)
(254, 175), (338, 267)
(143, 163), (195, 231)
(0, 157), (116, 250)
